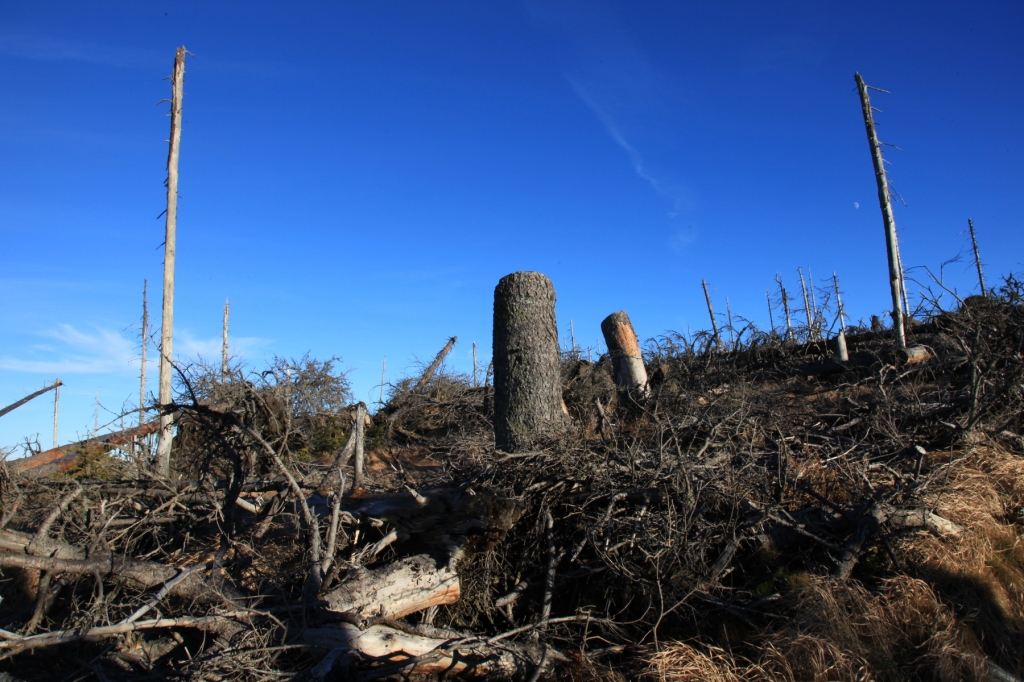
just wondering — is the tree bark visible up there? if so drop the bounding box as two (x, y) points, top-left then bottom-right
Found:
(492, 272), (564, 453)
(157, 47), (187, 476)
(600, 311), (649, 401)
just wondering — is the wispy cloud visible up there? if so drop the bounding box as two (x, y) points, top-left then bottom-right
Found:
(0, 324), (267, 375)
(0, 32), (162, 69)
(568, 79), (673, 202)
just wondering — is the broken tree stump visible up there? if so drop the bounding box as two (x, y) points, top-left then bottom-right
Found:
(493, 271), (565, 452)
(600, 310), (650, 402)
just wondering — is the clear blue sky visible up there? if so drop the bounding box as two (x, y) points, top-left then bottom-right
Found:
(2, 1), (1022, 451)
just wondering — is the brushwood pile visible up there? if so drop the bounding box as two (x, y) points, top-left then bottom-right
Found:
(1, 287), (1023, 681)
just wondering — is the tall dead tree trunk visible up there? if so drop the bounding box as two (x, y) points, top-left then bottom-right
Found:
(766, 290), (775, 334)
(798, 268), (813, 341)
(855, 72), (906, 349)
(600, 311), (650, 402)
(221, 298), (229, 381)
(416, 337), (457, 392)
(702, 280), (721, 349)
(777, 275), (793, 341)
(968, 218), (987, 296)
(833, 272), (849, 361)
(140, 280), (148, 429)
(52, 381), (59, 449)
(353, 402), (367, 489)
(493, 271), (564, 453)
(156, 47), (186, 477)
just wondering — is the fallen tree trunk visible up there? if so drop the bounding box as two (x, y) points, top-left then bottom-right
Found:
(323, 553), (459, 621)
(303, 622), (552, 680)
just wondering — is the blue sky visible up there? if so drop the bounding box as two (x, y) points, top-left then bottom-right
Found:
(2, 1), (1022, 450)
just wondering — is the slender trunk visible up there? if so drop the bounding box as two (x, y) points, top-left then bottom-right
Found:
(156, 47), (186, 476)
(353, 402), (367, 489)
(52, 381), (60, 449)
(726, 297), (735, 350)
(94, 389), (100, 434)
(379, 356), (387, 406)
(701, 280), (721, 349)
(221, 298), (229, 381)
(777, 275), (793, 341)
(0, 381), (63, 420)
(808, 267), (820, 339)
(855, 72), (906, 348)
(140, 280), (148, 429)
(798, 267), (813, 341)
(766, 290), (775, 334)
(833, 272), (847, 335)
(472, 342), (477, 388)
(968, 218), (987, 296)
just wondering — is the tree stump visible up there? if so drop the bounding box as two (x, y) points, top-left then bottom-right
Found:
(493, 272), (565, 452)
(832, 329), (849, 362)
(600, 311), (650, 402)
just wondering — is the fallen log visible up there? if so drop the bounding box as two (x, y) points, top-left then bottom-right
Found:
(303, 622), (551, 680)
(323, 553), (459, 621)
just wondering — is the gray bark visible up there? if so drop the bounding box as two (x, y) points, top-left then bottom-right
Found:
(493, 272), (565, 453)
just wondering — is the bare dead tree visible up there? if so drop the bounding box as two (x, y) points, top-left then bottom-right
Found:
(416, 337), (458, 392)
(221, 297), (229, 381)
(766, 290), (775, 334)
(52, 380), (60, 449)
(855, 72), (906, 348)
(798, 267), (813, 340)
(968, 218), (987, 296)
(702, 279), (721, 349)
(157, 47), (187, 476)
(140, 279), (148, 429)
(776, 274), (793, 341)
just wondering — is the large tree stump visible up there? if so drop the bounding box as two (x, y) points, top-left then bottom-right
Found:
(493, 272), (565, 452)
(600, 310), (650, 402)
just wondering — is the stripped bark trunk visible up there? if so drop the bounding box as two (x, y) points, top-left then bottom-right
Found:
(140, 279), (148, 429)
(157, 47), (187, 476)
(600, 311), (649, 402)
(353, 402), (367, 489)
(855, 72), (906, 349)
(493, 272), (564, 453)
(221, 297), (229, 380)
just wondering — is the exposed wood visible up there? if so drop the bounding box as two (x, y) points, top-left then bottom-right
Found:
(600, 310), (650, 402)
(322, 553), (459, 620)
(855, 72), (906, 349)
(493, 272), (565, 453)
(798, 267), (813, 340)
(0, 380), (63, 420)
(766, 290), (775, 334)
(900, 345), (931, 365)
(157, 47), (187, 476)
(833, 272), (847, 335)
(416, 336), (457, 391)
(777, 274), (794, 341)
(302, 622), (549, 680)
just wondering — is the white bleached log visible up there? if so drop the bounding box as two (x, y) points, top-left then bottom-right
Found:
(323, 553), (459, 620)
